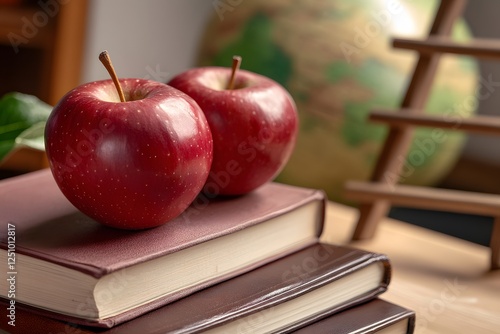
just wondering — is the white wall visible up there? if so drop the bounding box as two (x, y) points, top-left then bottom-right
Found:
(81, 0), (213, 84)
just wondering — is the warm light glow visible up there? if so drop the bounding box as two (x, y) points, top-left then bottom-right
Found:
(388, 0), (418, 37)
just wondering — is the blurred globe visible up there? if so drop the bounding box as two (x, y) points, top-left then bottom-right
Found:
(198, 0), (478, 203)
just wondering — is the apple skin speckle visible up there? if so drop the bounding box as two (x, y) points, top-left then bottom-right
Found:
(45, 78), (213, 230)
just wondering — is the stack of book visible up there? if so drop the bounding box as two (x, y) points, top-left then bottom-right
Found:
(0, 170), (415, 333)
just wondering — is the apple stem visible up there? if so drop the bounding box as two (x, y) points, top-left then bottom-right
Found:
(227, 55), (242, 90)
(99, 50), (126, 102)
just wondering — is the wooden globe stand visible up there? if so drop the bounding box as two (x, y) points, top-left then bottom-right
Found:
(343, 0), (500, 270)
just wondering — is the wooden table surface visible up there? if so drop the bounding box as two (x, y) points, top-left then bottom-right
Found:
(321, 202), (500, 334)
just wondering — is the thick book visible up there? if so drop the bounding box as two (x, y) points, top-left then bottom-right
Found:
(292, 299), (415, 334)
(0, 169), (325, 328)
(0, 243), (391, 334)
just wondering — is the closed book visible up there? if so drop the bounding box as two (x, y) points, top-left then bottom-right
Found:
(0, 243), (391, 334)
(0, 169), (325, 328)
(292, 299), (415, 334)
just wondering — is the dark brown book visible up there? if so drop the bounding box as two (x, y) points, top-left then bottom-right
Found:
(0, 243), (391, 334)
(292, 299), (415, 334)
(0, 169), (325, 328)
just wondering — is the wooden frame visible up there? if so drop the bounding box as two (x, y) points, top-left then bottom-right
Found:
(344, 0), (500, 270)
(0, 1), (88, 105)
(47, 0), (88, 105)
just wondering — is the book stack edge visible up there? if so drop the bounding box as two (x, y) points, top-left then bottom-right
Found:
(0, 170), (415, 333)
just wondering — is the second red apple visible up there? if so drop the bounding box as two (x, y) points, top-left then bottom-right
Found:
(168, 64), (298, 195)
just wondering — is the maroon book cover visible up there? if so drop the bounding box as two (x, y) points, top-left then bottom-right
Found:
(1, 243), (391, 334)
(0, 169), (325, 328)
(292, 298), (415, 334)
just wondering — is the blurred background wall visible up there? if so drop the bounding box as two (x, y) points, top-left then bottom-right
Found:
(81, 0), (213, 83)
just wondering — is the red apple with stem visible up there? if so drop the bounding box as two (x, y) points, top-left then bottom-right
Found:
(44, 51), (213, 229)
(168, 56), (298, 195)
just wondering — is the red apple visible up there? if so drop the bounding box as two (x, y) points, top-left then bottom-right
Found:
(168, 65), (298, 195)
(45, 78), (213, 229)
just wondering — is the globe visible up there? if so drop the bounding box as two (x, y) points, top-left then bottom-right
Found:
(198, 0), (478, 203)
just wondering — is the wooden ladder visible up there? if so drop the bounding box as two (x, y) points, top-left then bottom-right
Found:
(343, 0), (500, 270)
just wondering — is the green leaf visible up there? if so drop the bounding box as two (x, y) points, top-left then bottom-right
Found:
(0, 92), (52, 161)
(15, 122), (46, 151)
